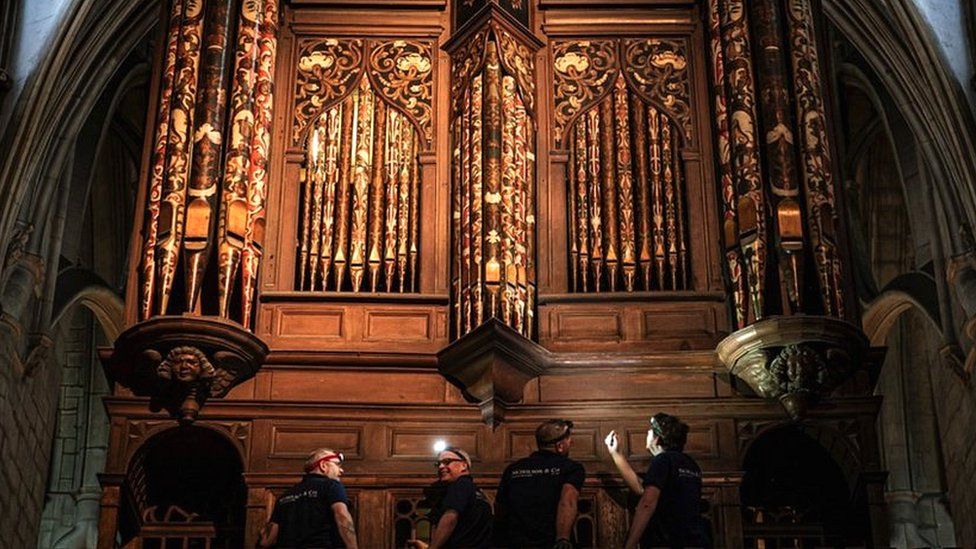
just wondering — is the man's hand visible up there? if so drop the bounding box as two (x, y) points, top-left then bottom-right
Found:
(406, 541), (429, 549)
(604, 430), (619, 454)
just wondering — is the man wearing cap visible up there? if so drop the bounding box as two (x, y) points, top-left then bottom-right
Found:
(258, 448), (359, 548)
(604, 412), (711, 548)
(494, 419), (585, 549)
(408, 446), (492, 549)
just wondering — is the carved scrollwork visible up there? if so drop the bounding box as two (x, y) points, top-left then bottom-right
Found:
(292, 39), (364, 144)
(622, 38), (693, 143)
(293, 38), (434, 149)
(106, 316), (267, 424)
(496, 27), (536, 115)
(368, 40), (434, 147)
(768, 344), (830, 394)
(551, 40), (618, 147)
(450, 27), (490, 116)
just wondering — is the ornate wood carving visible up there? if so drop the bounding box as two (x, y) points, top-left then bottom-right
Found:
(447, 20), (540, 340)
(552, 38), (692, 148)
(297, 77), (423, 292)
(787, 0), (844, 318)
(717, 316), (868, 419)
(138, 0), (281, 329)
(292, 39), (433, 149)
(706, 0), (848, 324)
(554, 39), (690, 293)
(107, 316), (268, 423)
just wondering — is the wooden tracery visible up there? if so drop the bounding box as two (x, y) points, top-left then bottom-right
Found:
(293, 39), (433, 293)
(553, 39), (692, 293)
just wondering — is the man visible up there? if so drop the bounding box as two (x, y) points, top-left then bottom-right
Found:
(494, 419), (585, 549)
(605, 413), (711, 548)
(408, 446), (492, 549)
(259, 448), (359, 548)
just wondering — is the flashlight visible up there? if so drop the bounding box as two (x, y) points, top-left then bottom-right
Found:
(433, 440), (447, 453)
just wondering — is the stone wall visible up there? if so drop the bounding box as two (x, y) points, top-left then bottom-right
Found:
(0, 324), (62, 548)
(927, 327), (976, 546)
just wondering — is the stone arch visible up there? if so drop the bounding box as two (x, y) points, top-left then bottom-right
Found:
(51, 268), (125, 341)
(862, 273), (943, 346)
(825, 0), (976, 254)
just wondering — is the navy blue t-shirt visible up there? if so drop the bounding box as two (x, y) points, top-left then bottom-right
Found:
(494, 450), (586, 547)
(641, 451), (710, 548)
(271, 474), (350, 548)
(435, 475), (493, 548)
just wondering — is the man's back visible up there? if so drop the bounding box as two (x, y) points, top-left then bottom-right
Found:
(494, 450), (585, 547)
(272, 474), (348, 548)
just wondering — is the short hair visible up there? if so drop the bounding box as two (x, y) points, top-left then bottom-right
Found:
(650, 413), (689, 451)
(441, 446), (472, 469)
(536, 419), (574, 448)
(304, 448), (338, 473)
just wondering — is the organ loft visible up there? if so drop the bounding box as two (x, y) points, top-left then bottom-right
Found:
(2, 0), (976, 547)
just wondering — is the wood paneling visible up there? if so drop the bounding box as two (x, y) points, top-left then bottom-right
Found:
(390, 428), (480, 460)
(269, 369), (449, 402)
(260, 302), (448, 352)
(539, 299), (726, 351)
(270, 424), (364, 459)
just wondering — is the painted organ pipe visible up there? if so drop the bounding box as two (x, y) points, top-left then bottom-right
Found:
(449, 28), (538, 340)
(138, 0), (280, 329)
(706, 0), (848, 321)
(566, 89), (689, 293)
(297, 81), (422, 293)
(553, 40), (692, 294)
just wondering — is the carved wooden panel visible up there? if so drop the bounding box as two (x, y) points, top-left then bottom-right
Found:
(554, 38), (692, 293)
(539, 300), (724, 351)
(294, 39), (432, 293)
(260, 301), (448, 352)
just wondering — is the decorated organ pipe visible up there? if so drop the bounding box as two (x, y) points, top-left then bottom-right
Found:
(553, 39), (692, 293)
(447, 21), (541, 340)
(705, 0), (850, 322)
(137, 0), (280, 329)
(292, 39), (432, 293)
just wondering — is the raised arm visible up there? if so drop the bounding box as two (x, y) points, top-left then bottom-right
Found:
(331, 502), (359, 549)
(624, 486), (660, 549)
(605, 430), (644, 495)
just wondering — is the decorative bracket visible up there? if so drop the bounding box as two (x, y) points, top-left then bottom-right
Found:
(103, 316), (268, 424)
(716, 315), (869, 419)
(437, 318), (549, 427)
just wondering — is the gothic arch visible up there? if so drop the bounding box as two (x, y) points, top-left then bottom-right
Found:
(0, 0), (157, 264)
(825, 0), (976, 253)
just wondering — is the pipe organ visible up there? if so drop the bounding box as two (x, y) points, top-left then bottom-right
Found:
(99, 0), (886, 547)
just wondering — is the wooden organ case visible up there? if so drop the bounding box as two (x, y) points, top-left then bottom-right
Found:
(98, 0), (887, 547)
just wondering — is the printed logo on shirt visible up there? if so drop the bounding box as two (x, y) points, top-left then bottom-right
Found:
(277, 489), (319, 504)
(509, 467), (562, 479)
(677, 467), (701, 479)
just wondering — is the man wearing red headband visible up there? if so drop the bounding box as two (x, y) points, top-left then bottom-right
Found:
(259, 448), (359, 548)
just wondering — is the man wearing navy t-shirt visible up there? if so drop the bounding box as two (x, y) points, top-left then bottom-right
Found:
(605, 413), (711, 549)
(259, 448), (359, 548)
(408, 446), (493, 549)
(494, 419), (585, 549)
